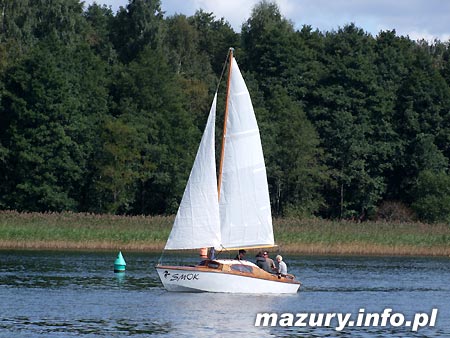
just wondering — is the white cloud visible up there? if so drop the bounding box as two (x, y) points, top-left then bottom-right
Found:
(161, 0), (259, 30)
(405, 31), (450, 43)
(85, 0), (450, 42)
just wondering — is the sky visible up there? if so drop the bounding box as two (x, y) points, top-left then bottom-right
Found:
(86, 0), (450, 42)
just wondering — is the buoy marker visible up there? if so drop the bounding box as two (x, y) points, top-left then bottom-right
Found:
(114, 251), (126, 273)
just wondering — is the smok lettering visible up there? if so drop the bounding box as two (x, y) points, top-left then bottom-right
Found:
(169, 273), (199, 282)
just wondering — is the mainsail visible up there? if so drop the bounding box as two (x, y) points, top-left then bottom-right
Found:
(219, 58), (274, 249)
(165, 56), (274, 251)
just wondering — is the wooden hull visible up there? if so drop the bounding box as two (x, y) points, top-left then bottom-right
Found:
(156, 259), (301, 294)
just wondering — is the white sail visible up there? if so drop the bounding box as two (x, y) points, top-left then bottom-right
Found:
(157, 52), (300, 294)
(219, 58), (274, 249)
(165, 94), (221, 250)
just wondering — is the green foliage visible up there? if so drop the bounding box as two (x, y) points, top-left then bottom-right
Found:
(0, 38), (108, 211)
(91, 117), (149, 213)
(264, 86), (327, 216)
(308, 24), (389, 217)
(189, 10), (239, 75)
(0, 0), (450, 222)
(110, 0), (164, 63)
(389, 46), (450, 202)
(241, 1), (328, 217)
(104, 46), (199, 214)
(163, 13), (218, 131)
(84, 3), (117, 62)
(241, 0), (297, 95)
(412, 170), (450, 223)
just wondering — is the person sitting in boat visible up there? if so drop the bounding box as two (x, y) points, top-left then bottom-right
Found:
(235, 249), (246, 260)
(255, 251), (271, 272)
(263, 251), (277, 271)
(209, 247), (216, 260)
(276, 255), (288, 276)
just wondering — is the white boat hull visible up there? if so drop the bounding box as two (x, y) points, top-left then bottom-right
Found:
(156, 260), (300, 294)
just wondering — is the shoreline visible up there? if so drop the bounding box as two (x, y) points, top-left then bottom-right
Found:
(0, 240), (449, 257)
(1, 210), (449, 257)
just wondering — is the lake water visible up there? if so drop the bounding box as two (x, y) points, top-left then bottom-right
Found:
(0, 251), (449, 337)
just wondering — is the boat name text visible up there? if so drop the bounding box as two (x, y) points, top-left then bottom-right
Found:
(163, 271), (199, 282)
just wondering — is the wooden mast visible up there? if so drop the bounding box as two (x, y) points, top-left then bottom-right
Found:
(217, 47), (234, 200)
(201, 48), (233, 260)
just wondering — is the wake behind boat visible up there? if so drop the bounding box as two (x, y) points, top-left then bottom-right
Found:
(156, 48), (301, 293)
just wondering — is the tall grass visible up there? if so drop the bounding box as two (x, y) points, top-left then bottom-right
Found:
(0, 210), (172, 251)
(1, 211), (449, 255)
(274, 218), (450, 256)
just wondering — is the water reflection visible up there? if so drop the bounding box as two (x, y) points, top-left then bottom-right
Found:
(114, 271), (126, 285)
(157, 292), (290, 337)
(0, 316), (171, 336)
(0, 251), (449, 337)
(0, 251), (161, 291)
(0, 273), (161, 290)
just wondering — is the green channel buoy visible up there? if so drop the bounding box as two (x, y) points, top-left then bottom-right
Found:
(114, 251), (126, 273)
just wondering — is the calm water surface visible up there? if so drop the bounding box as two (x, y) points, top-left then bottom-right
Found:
(0, 251), (449, 337)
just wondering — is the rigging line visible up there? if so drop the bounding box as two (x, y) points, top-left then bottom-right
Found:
(157, 249), (165, 265)
(215, 47), (233, 94)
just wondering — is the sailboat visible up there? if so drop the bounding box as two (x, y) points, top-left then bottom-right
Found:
(156, 48), (301, 294)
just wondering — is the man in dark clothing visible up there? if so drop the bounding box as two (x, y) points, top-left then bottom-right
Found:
(255, 252), (271, 272)
(235, 249), (246, 260)
(263, 251), (276, 271)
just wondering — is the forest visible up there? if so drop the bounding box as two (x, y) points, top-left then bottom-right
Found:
(1, 0), (450, 223)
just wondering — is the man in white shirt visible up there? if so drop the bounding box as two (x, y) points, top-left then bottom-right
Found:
(276, 255), (287, 276)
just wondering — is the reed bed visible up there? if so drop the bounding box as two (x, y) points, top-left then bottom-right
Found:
(1, 211), (449, 256)
(274, 218), (450, 256)
(0, 210), (171, 251)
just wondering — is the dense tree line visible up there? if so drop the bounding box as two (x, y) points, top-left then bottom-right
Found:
(1, 0), (449, 222)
